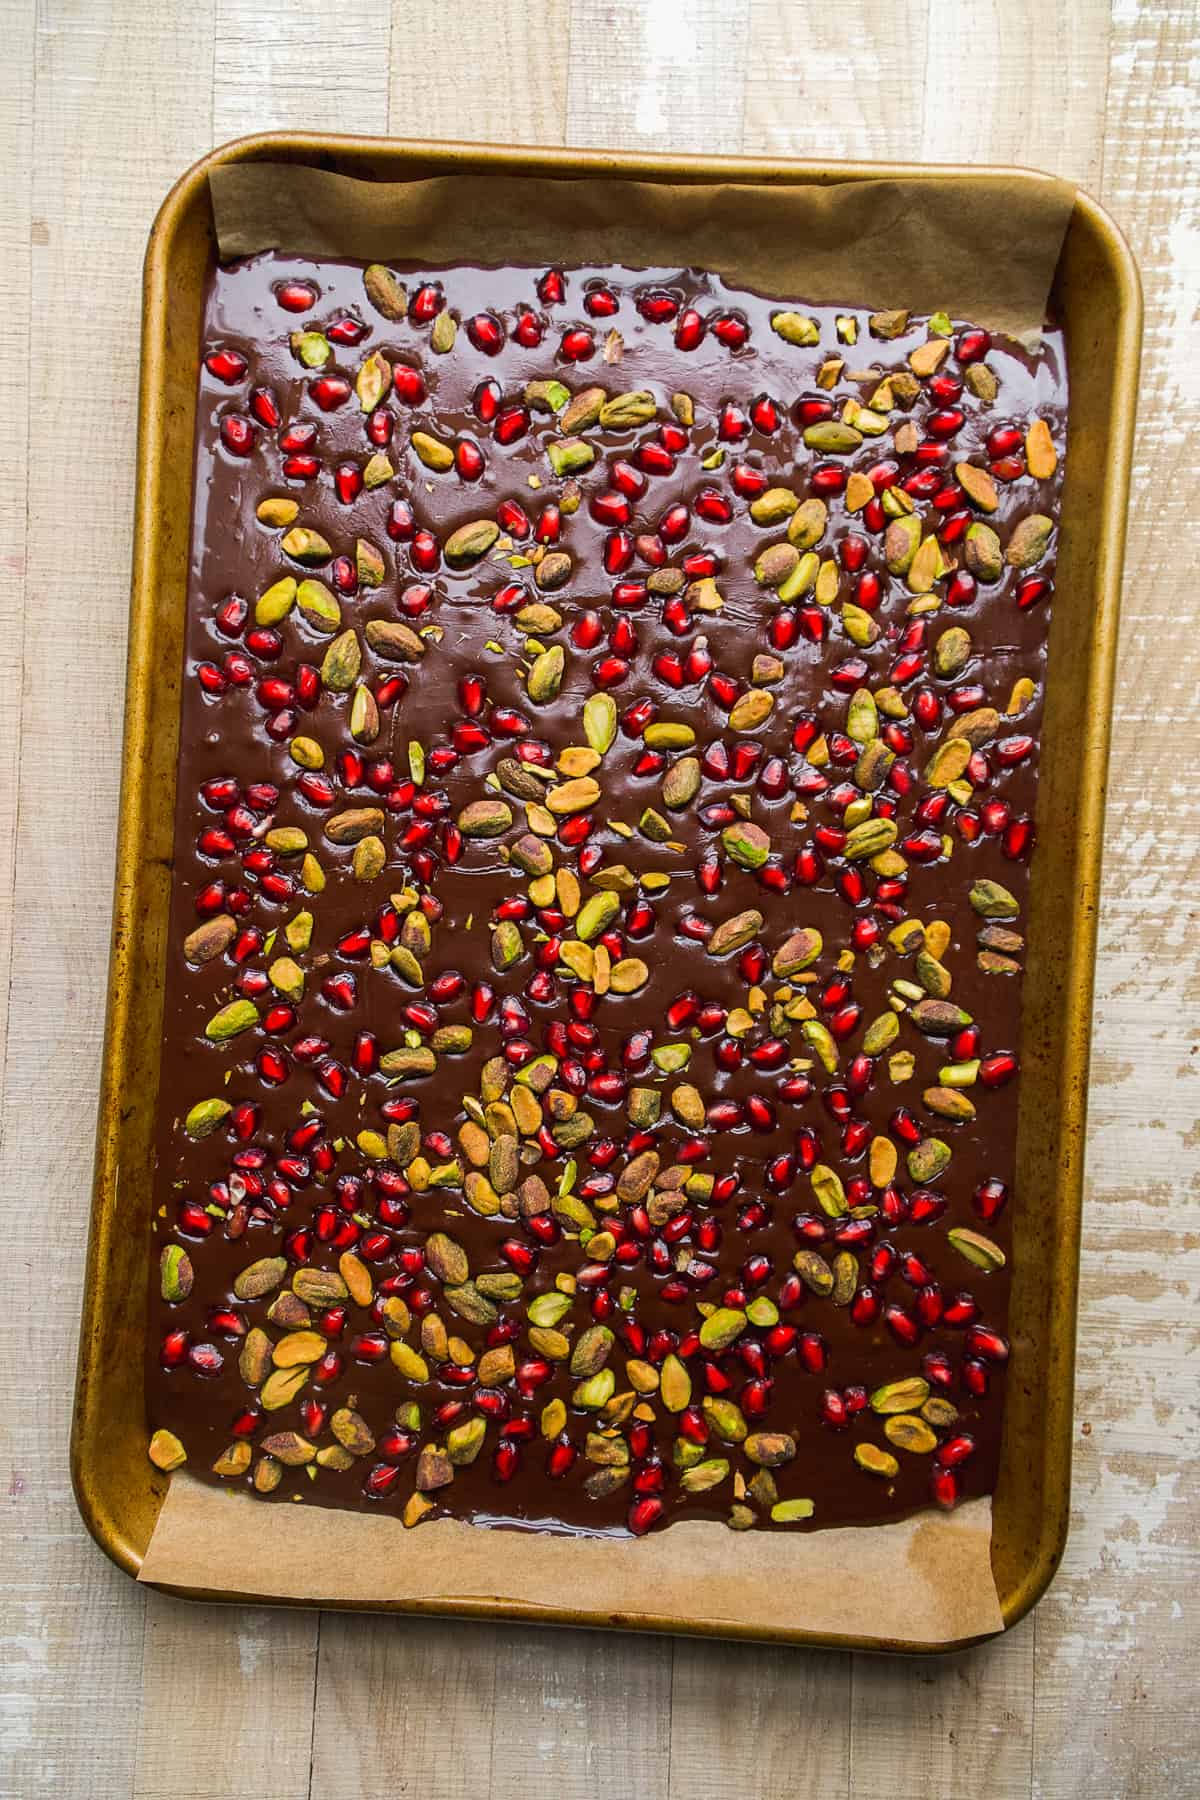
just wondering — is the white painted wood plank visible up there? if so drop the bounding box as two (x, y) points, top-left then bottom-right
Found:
(213, 0), (392, 142)
(1030, 1), (1200, 1791)
(387, 0), (570, 144)
(668, 1641), (851, 1798)
(0, 1), (217, 1795)
(565, 0), (751, 155)
(742, 0), (927, 160)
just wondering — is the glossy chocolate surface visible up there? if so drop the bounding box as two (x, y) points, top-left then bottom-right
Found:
(146, 255), (1066, 1537)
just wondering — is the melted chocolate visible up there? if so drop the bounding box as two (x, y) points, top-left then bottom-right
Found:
(146, 255), (1066, 1538)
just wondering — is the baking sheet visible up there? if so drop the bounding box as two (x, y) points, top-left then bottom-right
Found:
(210, 163), (1076, 343)
(141, 1477), (1002, 1642)
(139, 157), (1074, 1644)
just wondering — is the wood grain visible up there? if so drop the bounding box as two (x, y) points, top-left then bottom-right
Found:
(1029, 2), (1200, 1792)
(2, 3), (1197, 1797)
(0, 0), (33, 1094)
(213, 0), (393, 142)
(0, 2), (216, 1796)
(387, 0), (570, 145)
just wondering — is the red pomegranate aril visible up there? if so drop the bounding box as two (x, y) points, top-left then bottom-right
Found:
(335, 462), (363, 504)
(674, 308), (704, 351)
(276, 280), (317, 313)
(537, 267), (565, 305)
(979, 1050), (1018, 1087)
(311, 375), (351, 411)
(219, 415), (256, 456)
(456, 438), (486, 479)
(513, 307), (545, 346)
(560, 327), (594, 361)
(732, 463), (768, 498)
(206, 346), (247, 384)
(708, 310), (747, 348)
(495, 406), (529, 446)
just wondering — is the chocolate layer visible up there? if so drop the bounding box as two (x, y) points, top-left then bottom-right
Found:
(146, 256), (1065, 1537)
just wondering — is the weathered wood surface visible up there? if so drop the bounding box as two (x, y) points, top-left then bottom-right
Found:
(1, 2), (1195, 1794)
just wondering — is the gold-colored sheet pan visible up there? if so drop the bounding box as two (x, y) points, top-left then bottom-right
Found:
(71, 135), (1142, 1651)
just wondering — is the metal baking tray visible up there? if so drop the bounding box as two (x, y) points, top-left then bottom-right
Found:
(71, 134), (1141, 1651)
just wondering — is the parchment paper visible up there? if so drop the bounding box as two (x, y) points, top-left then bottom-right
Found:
(142, 1475), (1001, 1643)
(210, 163), (1075, 343)
(142, 157), (1069, 1641)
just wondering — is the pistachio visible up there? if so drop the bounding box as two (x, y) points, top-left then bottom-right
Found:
(787, 497), (828, 550)
(148, 1429), (187, 1472)
(379, 1046), (437, 1079)
(965, 521), (1003, 581)
(291, 330), (331, 368)
(885, 1414), (939, 1455)
(745, 1432), (796, 1467)
(870, 1375), (930, 1415)
(183, 1097), (232, 1139)
(802, 421), (862, 453)
(926, 736), (972, 788)
(425, 1232), (470, 1286)
(527, 645), (565, 704)
(411, 430), (454, 472)
(430, 310), (457, 353)
(699, 1307), (747, 1351)
(559, 386), (606, 433)
(910, 998), (973, 1035)
(457, 799), (513, 838)
(1026, 417), (1057, 479)
(947, 1227), (1006, 1271)
(793, 1248), (834, 1295)
(256, 496), (299, 528)
(702, 1397), (748, 1443)
(771, 1498), (815, 1523)
(260, 1367), (309, 1412)
(525, 377), (570, 413)
(706, 909), (764, 957)
(356, 350), (391, 412)
(1006, 513), (1054, 567)
(660, 1353), (692, 1412)
(599, 390), (657, 428)
(750, 486), (800, 525)
(772, 927), (822, 976)
(662, 755), (701, 810)
(855, 1443), (900, 1478)
(844, 817), (897, 860)
(318, 627), (361, 692)
(204, 999), (258, 1042)
(159, 1244), (194, 1303)
(583, 692), (617, 755)
(754, 542), (799, 588)
(970, 878), (1019, 919)
(535, 551), (573, 591)
(729, 689), (774, 733)
(884, 515), (922, 574)
(810, 1163), (847, 1218)
(255, 575), (297, 625)
(348, 684), (380, 744)
(934, 626), (972, 678)
(238, 1327), (272, 1387)
(363, 452), (394, 489)
(295, 578), (340, 634)
(325, 806), (385, 845)
(770, 311), (820, 345)
(183, 913), (237, 963)
(363, 262), (407, 318)
(722, 821), (771, 870)
(281, 525), (332, 565)
(445, 518), (500, 564)
(955, 461), (999, 512)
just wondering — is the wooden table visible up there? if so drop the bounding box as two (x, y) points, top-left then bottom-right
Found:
(2, 2), (1195, 1794)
